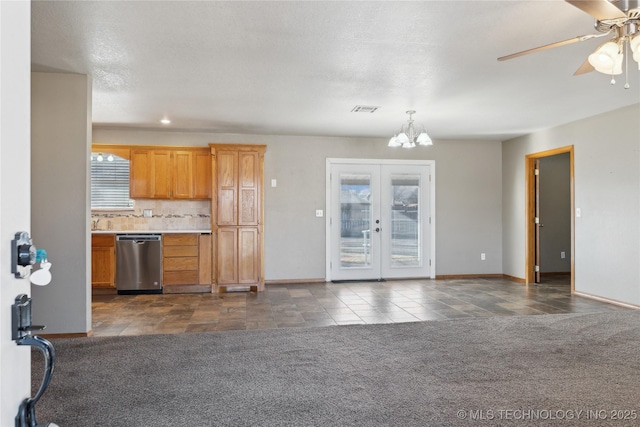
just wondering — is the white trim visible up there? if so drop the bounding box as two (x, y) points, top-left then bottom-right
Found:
(325, 158), (436, 281)
(573, 291), (640, 310)
(325, 158), (333, 281)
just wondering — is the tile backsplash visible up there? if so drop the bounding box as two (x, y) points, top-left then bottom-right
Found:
(92, 199), (211, 231)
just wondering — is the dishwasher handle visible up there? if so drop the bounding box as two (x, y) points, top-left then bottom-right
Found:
(116, 235), (162, 242)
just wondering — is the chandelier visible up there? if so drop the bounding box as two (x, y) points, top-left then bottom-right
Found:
(388, 110), (432, 148)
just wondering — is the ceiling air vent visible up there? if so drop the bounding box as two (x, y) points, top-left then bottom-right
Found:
(351, 105), (380, 113)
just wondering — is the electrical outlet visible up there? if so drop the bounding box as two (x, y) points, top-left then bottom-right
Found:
(561, 251), (566, 259)
(481, 253), (486, 261)
(315, 210), (323, 217)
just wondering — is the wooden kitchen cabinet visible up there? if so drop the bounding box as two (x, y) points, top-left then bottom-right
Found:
(217, 227), (259, 286)
(211, 144), (265, 292)
(91, 234), (116, 288)
(129, 147), (209, 199)
(162, 233), (212, 293)
(193, 150), (212, 199)
(130, 150), (152, 198)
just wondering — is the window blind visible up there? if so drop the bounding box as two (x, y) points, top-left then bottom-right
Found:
(91, 154), (134, 209)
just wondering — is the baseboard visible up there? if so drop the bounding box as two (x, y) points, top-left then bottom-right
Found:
(162, 284), (212, 294)
(540, 272), (571, 276)
(265, 278), (326, 285)
(573, 291), (640, 310)
(39, 330), (93, 339)
(435, 274), (503, 280)
(502, 274), (526, 284)
(92, 287), (117, 295)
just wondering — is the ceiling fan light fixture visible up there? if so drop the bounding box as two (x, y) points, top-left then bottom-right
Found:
(630, 35), (640, 67)
(588, 41), (621, 74)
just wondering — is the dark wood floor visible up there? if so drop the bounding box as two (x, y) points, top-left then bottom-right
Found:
(91, 275), (630, 337)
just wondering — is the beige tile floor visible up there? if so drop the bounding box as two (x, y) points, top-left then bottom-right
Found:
(91, 275), (630, 336)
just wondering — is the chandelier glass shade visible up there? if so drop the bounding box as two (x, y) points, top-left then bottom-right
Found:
(388, 110), (432, 148)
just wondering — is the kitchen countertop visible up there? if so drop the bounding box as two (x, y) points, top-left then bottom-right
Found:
(92, 229), (212, 234)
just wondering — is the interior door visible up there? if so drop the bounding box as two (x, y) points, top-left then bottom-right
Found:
(534, 158), (541, 283)
(329, 161), (432, 281)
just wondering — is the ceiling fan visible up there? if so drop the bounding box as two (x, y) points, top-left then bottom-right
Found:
(499, 0), (640, 87)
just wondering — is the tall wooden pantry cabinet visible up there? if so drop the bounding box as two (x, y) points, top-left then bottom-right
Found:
(210, 144), (266, 292)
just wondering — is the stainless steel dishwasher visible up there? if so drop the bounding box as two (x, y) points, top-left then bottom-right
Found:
(115, 234), (162, 294)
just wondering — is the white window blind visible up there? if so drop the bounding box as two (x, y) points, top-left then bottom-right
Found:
(91, 154), (134, 210)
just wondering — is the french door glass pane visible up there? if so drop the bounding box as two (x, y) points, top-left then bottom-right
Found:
(340, 173), (371, 268)
(390, 174), (421, 267)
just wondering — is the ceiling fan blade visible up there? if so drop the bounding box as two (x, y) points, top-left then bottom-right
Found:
(498, 36), (583, 61)
(498, 32), (611, 62)
(565, 0), (626, 21)
(573, 58), (595, 75)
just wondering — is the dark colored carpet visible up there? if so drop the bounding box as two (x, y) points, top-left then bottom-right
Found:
(32, 311), (640, 426)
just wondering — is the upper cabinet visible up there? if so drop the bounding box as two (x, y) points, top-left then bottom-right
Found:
(216, 149), (260, 226)
(130, 147), (210, 200)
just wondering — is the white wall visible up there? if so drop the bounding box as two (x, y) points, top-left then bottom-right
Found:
(31, 73), (92, 334)
(0, 1), (32, 424)
(93, 128), (503, 279)
(502, 103), (640, 304)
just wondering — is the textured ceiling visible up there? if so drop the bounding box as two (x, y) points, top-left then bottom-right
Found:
(31, 0), (640, 140)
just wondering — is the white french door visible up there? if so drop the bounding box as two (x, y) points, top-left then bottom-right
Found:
(327, 159), (435, 281)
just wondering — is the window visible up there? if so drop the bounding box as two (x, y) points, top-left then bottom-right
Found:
(91, 153), (134, 210)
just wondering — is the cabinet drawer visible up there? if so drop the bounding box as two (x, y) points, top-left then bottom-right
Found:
(163, 234), (198, 246)
(163, 245), (199, 257)
(163, 270), (198, 285)
(164, 257), (198, 271)
(92, 234), (115, 247)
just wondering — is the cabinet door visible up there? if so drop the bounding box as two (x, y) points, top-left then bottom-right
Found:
(238, 152), (260, 226)
(130, 149), (152, 198)
(217, 151), (238, 226)
(173, 150), (194, 199)
(91, 247), (115, 288)
(238, 227), (259, 284)
(193, 150), (212, 199)
(151, 150), (172, 198)
(217, 227), (237, 284)
(198, 234), (212, 285)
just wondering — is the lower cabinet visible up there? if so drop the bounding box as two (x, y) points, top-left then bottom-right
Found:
(163, 233), (212, 293)
(217, 227), (261, 292)
(91, 234), (116, 288)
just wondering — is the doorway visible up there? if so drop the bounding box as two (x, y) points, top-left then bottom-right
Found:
(326, 159), (436, 281)
(525, 146), (574, 290)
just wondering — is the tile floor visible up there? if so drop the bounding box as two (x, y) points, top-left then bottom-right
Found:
(91, 275), (631, 337)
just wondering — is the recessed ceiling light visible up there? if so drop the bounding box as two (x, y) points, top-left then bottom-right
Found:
(160, 118), (171, 125)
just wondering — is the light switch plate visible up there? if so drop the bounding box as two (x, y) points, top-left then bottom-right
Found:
(315, 210), (323, 217)
(271, 179), (277, 188)
(143, 209), (152, 218)
(576, 208), (581, 218)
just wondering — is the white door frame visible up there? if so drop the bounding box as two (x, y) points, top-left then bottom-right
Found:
(325, 158), (436, 281)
